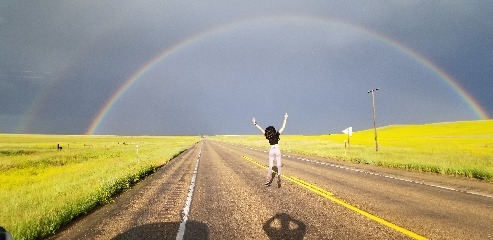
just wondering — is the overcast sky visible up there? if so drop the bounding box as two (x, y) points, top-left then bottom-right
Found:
(1, 1), (492, 135)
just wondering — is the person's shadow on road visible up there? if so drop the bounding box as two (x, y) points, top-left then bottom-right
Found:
(263, 213), (307, 240)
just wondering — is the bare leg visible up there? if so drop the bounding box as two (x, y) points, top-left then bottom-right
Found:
(265, 150), (275, 185)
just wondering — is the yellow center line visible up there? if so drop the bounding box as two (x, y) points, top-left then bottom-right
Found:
(241, 155), (427, 240)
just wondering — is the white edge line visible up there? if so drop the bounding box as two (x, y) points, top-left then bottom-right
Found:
(176, 144), (202, 240)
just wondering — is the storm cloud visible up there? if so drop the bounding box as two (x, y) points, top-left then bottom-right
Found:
(1, 1), (491, 135)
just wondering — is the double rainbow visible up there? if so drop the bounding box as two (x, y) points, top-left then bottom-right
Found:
(85, 15), (489, 135)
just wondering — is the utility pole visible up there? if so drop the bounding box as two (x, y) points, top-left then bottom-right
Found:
(367, 88), (379, 151)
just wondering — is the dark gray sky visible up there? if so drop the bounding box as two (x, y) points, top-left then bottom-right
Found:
(1, 1), (492, 135)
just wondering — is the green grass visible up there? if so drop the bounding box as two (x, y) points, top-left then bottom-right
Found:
(212, 120), (493, 180)
(0, 134), (200, 240)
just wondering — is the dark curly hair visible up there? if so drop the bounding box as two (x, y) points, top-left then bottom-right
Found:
(265, 126), (280, 145)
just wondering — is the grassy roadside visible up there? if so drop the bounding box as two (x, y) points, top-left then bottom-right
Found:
(212, 120), (493, 180)
(0, 134), (201, 240)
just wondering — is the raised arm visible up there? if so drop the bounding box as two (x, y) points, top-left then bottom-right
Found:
(252, 118), (265, 134)
(278, 113), (288, 134)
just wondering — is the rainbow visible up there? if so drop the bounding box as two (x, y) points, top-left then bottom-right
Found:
(85, 15), (489, 135)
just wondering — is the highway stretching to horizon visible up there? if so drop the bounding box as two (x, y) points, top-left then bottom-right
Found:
(51, 139), (493, 239)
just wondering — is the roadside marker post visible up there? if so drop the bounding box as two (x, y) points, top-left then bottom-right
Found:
(342, 127), (352, 148)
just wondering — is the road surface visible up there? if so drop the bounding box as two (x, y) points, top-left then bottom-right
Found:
(51, 139), (493, 239)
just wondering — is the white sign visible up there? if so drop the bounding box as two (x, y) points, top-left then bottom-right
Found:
(342, 127), (352, 136)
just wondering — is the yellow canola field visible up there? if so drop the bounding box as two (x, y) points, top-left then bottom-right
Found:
(213, 120), (493, 180)
(0, 134), (200, 240)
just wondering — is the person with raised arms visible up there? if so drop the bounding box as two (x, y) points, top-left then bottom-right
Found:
(252, 113), (288, 188)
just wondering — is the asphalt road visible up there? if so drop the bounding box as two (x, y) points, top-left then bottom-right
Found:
(51, 139), (493, 239)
